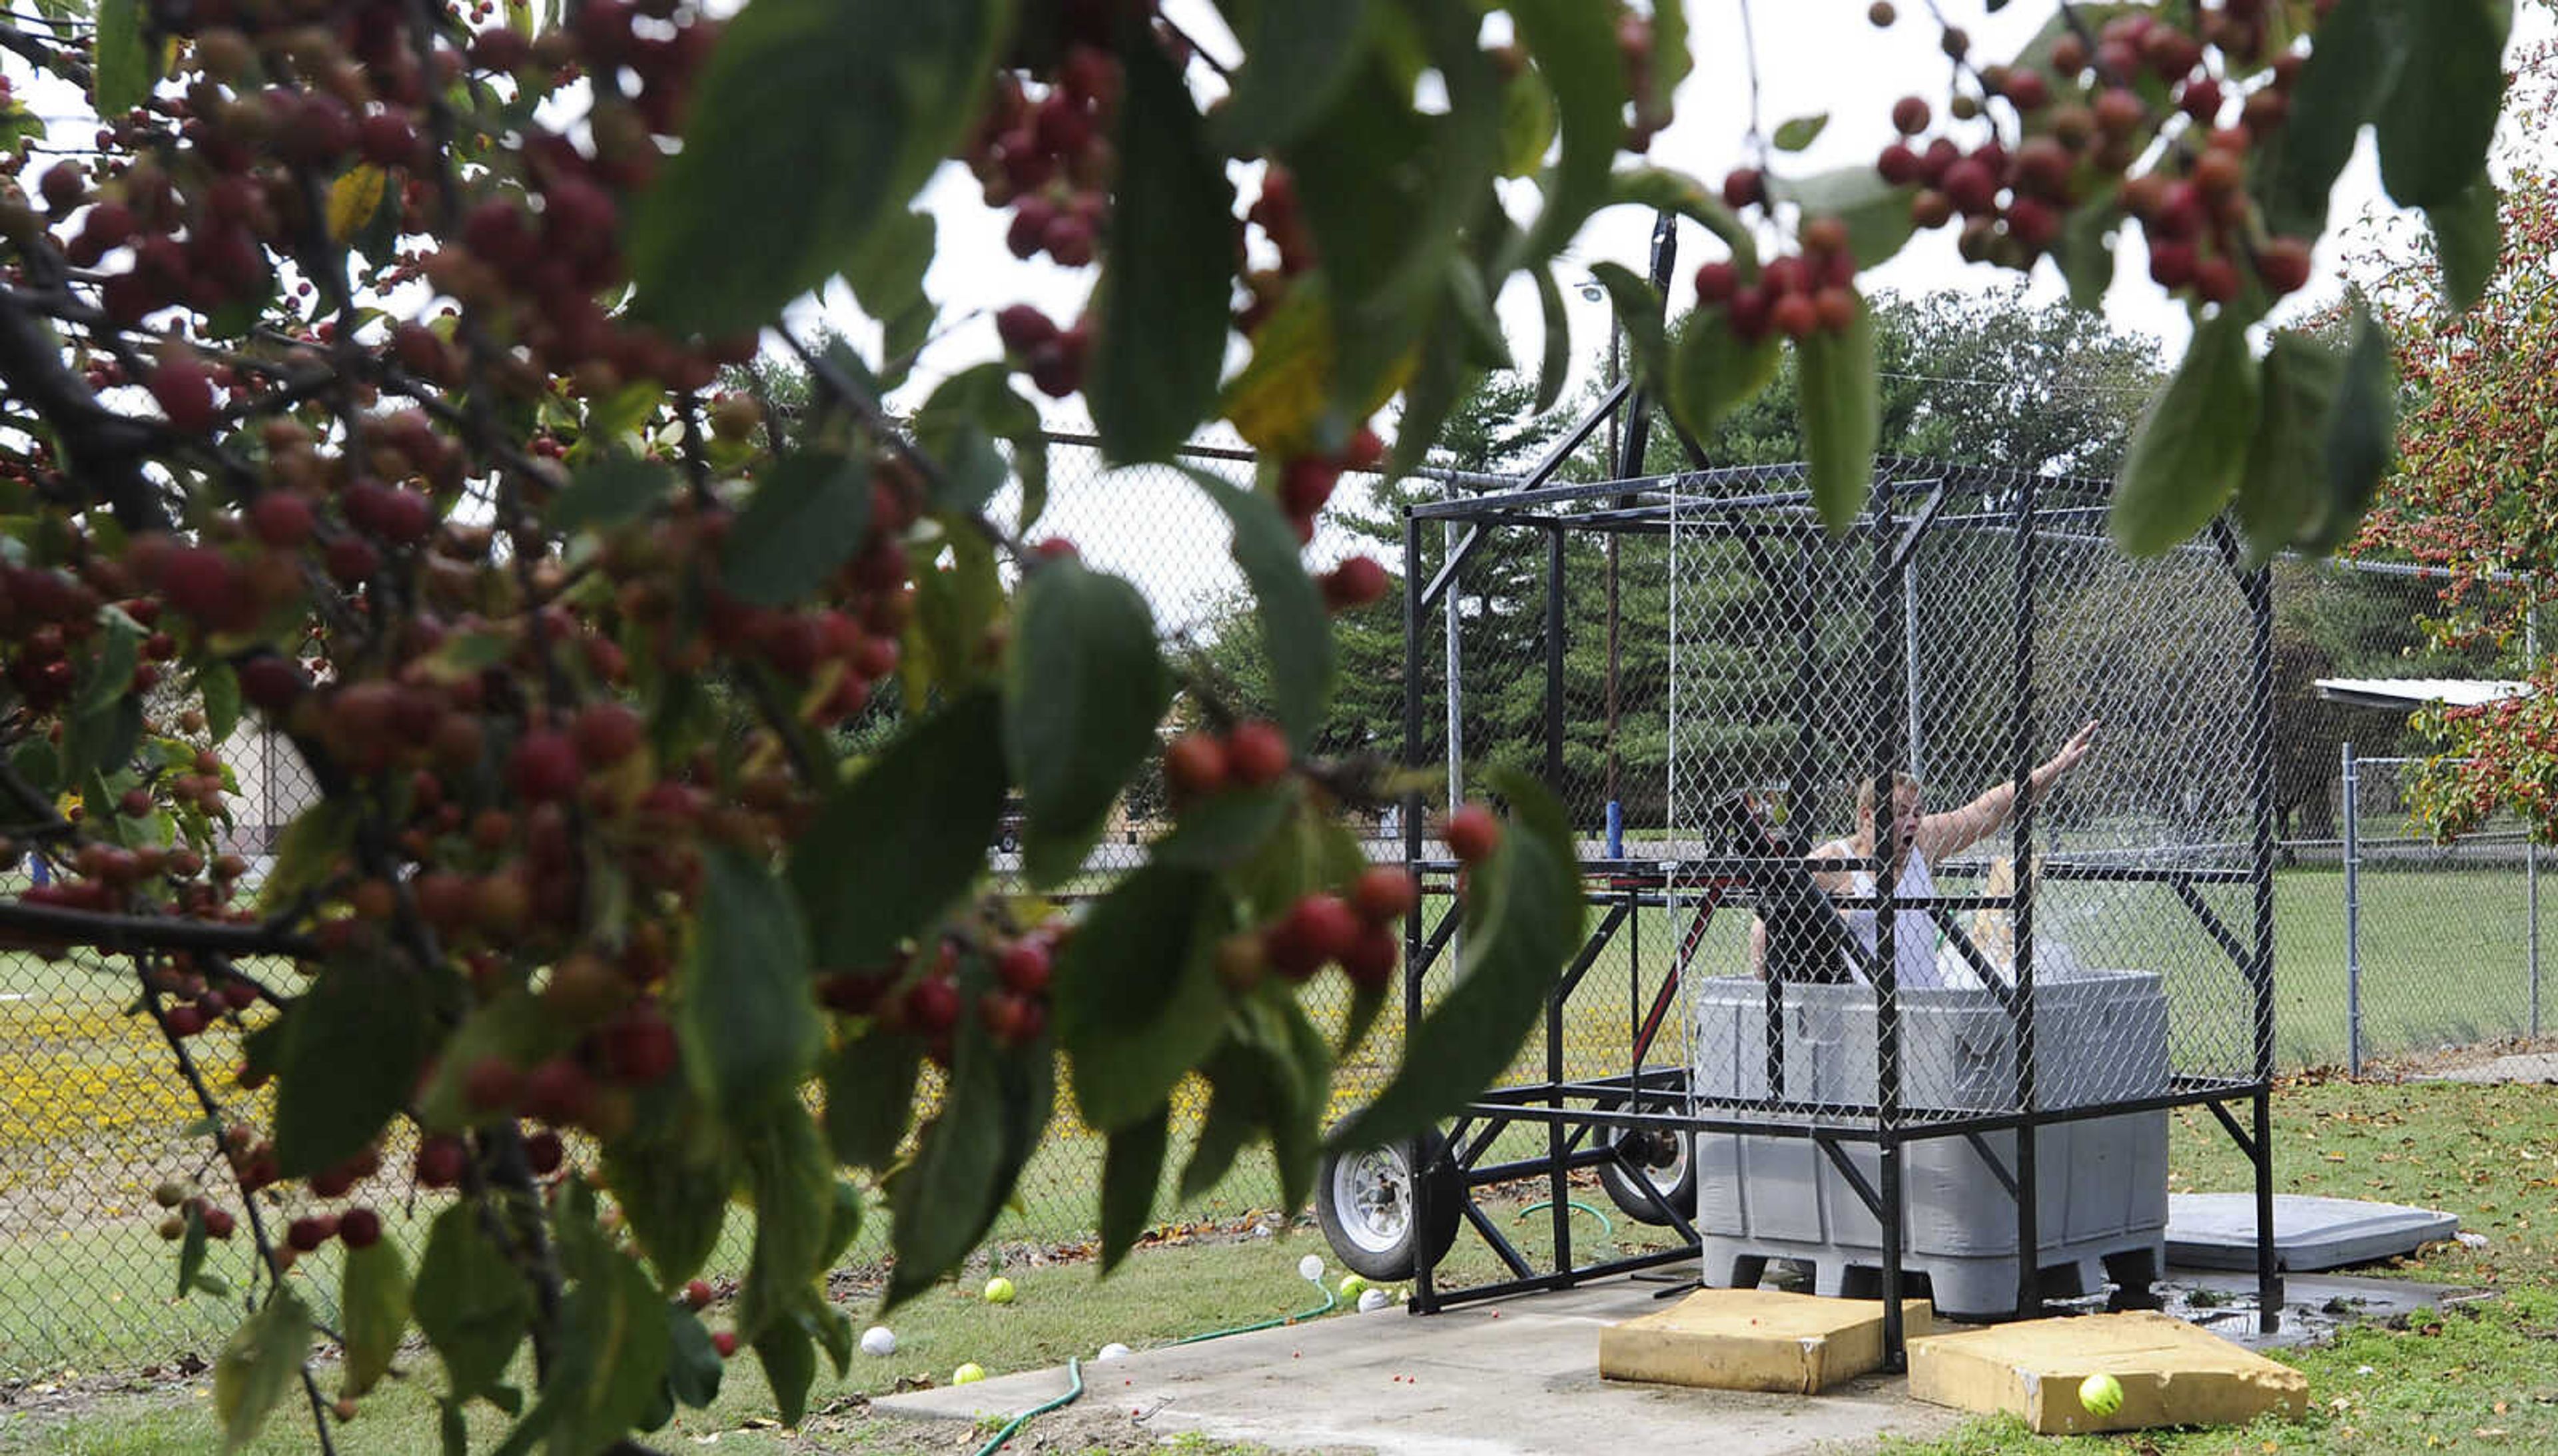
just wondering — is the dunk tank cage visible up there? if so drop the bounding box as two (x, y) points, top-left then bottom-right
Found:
(1372, 450), (2282, 1358)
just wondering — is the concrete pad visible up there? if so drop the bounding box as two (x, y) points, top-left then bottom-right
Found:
(877, 1277), (1964, 1455)
(1599, 1287), (1932, 1394)
(1909, 1309), (2310, 1436)
(2167, 1193), (2459, 1272)
(2423, 1052), (2558, 1084)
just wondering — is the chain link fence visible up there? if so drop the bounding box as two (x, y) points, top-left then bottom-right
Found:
(3, 432), (2547, 1375)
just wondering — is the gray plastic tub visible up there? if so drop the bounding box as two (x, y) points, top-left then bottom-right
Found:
(1687, 970), (2170, 1320)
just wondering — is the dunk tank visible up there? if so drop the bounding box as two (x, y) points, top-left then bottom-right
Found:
(1318, 444), (2280, 1360)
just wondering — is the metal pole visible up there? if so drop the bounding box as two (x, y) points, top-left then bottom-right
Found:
(1605, 320), (1624, 857)
(1402, 510), (1436, 1315)
(2244, 561), (2284, 1334)
(2531, 603), (2542, 1040)
(2008, 475), (2041, 1320)
(1869, 493), (1908, 1365)
(1905, 567), (1924, 779)
(1545, 528), (1566, 795)
(2343, 742), (2360, 1078)
(1445, 518), (1464, 815)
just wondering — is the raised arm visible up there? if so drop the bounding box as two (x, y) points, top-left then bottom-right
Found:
(1917, 719), (2100, 863)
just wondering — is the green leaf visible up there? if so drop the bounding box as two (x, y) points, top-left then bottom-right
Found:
(2110, 308), (2263, 556)
(1531, 266), (1571, 414)
(548, 456), (675, 535)
(1798, 295), (1881, 533)
(542, 1244), (670, 1456)
(823, 1029), (923, 1170)
(1664, 308), (1781, 443)
(1178, 1086), (1255, 1201)
(755, 1318), (817, 1428)
(175, 1203), (207, 1300)
(1208, 995), (1333, 1213)
(1198, 477), (1335, 750)
(1329, 770), (1583, 1152)
(414, 1207), (532, 1403)
(1003, 561), (1169, 887)
(1772, 113), (1829, 152)
(884, 970), (1054, 1309)
(1509, 0), (1630, 264)
(256, 799), (358, 912)
(902, 526), (1003, 697)
(73, 611), (142, 719)
(1498, 67), (1559, 179)
(1587, 262), (1669, 392)
(2373, 0), (2510, 210)
(844, 207), (936, 372)
(1090, 30), (1235, 464)
(2256, 0), (2400, 238)
(1609, 167), (1756, 264)
(737, 1104), (836, 1341)
(1767, 168), (1916, 270)
(626, 0), (1009, 334)
(340, 1240), (410, 1399)
(271, 955), (436, 1178)
(213, 1289), (309, 1452)
(2236, 332), (2342, 564)
(720, 452), (873, 608)
(793, 687), (1004, 972)
(676, 849), (820, 1118)
(664, 1307), (724, 1409)
(601, 1096), (734, 1289)
(1208, 0), (1370, 154)
(199, 661), (241, 745)
(93, 0), (149, 116)
(913, 364), (1045, 521)
(2306, 308), (2399, 556)
(2056, 198), (2119, 311)
(1056, 866), (1232, 1132)
(1150, 785), (1297, 871)
(413, 994), (569, 1134)
(2427, 171), (2502, 314)
(1099, 1106), (1169, 1274)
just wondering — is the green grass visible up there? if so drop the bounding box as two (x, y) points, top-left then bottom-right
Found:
(0, 1236), (1368, 1456)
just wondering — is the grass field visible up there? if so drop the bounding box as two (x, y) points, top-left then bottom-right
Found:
(1, 861), (2547, 1381)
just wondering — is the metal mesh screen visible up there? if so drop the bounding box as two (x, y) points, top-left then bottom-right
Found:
(1663, 468), (2266, 1130)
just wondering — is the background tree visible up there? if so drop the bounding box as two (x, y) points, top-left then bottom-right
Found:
(0, 1), (2513, 1451)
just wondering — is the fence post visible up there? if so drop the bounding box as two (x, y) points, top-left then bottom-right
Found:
(2343, 741), (2360, 1077)
(2532, 600), (2543, 1042)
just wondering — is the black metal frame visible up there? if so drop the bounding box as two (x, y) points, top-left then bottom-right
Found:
(1392, 258), (2280, 1362)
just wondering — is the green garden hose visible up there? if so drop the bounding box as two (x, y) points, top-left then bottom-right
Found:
(1169, 1280), (1339, 1344)
(1513, 1200), (1614, 1238)
(967, 1356), (1083, 1456)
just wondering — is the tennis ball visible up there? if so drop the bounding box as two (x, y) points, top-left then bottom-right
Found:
(859, 1325), (896, 1357)
(1338, 1274), (1370, 1300)
(953, 1362), (987, 1385)
(2078, 1371), (2124, 1417)
(983, 1275), (1016, 1304)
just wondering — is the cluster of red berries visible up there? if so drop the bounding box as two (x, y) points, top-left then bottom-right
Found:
(995, 302), (1092, 400)
(818, 922), (1063, 1065)
(152, 1178), (236, 1242)
(1852, 6), (2312, 304)
(1691, 209), (1861, 344)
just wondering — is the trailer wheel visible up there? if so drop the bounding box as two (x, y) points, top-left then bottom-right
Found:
(1316, 1129), (1462, 1282)
(1599, 1107), (1697, 1226)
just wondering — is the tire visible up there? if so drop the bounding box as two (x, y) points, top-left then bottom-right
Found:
(1315, 1128), (1462, 1282)
(1598, 1105), (1696, 1226)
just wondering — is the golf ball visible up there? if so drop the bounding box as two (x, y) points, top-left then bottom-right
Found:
(1298, 1254), (1325, 1281)
(953, 1362), (987, 1385)
(859, 1325), (897, 1357)
(2078, 1371), (2124, 1417)
(1358, 1287), (1395, 1313)
(983, 1275), (1016, 1304)
(1096, 1342), (1132, 1362)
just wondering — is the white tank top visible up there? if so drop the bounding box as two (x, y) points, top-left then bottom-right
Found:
(1844, 848), (1944, 990)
